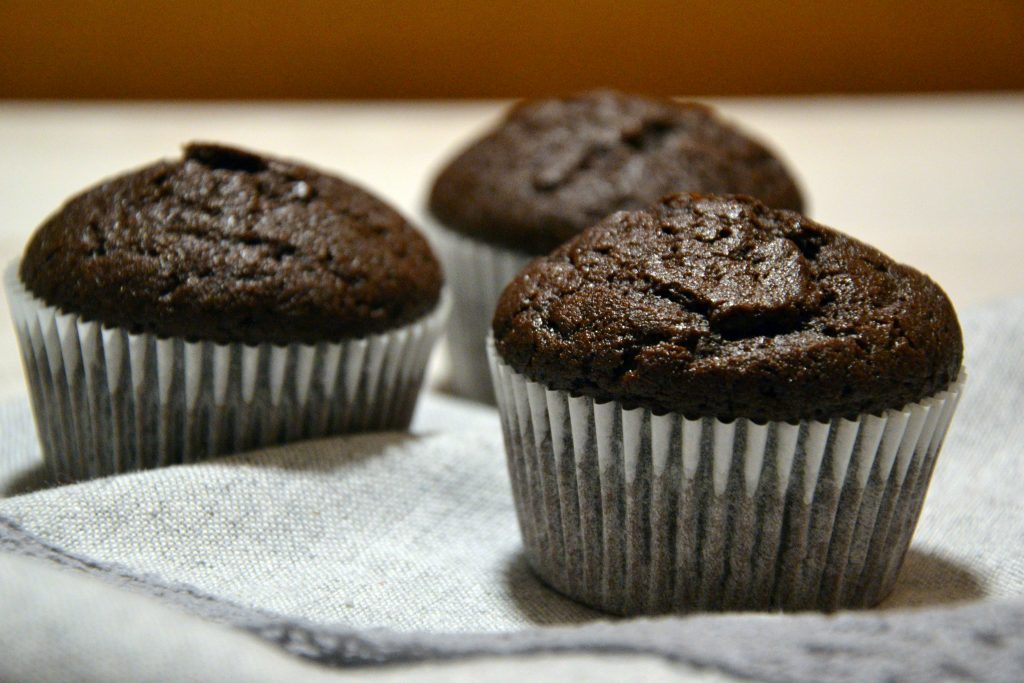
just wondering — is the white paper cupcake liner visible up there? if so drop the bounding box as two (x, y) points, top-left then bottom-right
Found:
(427, 223), (532, 403)
(4, 261), (448, 482)
(487, 338), (965, 615)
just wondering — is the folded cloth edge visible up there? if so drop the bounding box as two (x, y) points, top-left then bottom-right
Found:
(2, 514), (1022, 683)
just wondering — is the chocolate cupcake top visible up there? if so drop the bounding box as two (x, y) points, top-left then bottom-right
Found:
(493, 194), (962, 422)
(20, 143), (443, 345)
(429, 90), (804, 255)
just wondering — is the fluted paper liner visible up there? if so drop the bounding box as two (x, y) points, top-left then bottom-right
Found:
(5, 262), (448, 482)
(487, 339), (964, 614)
(428, 224), (531, 403)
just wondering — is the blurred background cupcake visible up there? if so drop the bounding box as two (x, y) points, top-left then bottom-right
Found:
(488, 193), (964, 614)
(427, 89), (804, 402)
(5, 142), (447, 481)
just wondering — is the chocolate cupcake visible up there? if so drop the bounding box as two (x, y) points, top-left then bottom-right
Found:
(6, 143), (447, 481)
(488, 193), (964, 614)
(428, 89), (804, 401)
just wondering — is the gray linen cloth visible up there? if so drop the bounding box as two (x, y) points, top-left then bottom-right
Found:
(1, 295), (1023, 681)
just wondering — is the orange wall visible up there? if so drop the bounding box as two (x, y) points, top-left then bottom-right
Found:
(2, 1), (1022, 99)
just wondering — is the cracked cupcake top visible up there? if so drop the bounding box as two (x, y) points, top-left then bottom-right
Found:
(20, 143), (443, 345)
(429, 90), (804, 255)
(492, 194), (962, 421)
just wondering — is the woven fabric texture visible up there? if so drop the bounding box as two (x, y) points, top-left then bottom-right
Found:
(0, 296), (1022, 681)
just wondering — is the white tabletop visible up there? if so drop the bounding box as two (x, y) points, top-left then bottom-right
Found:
(1, 96), (1022, 396)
